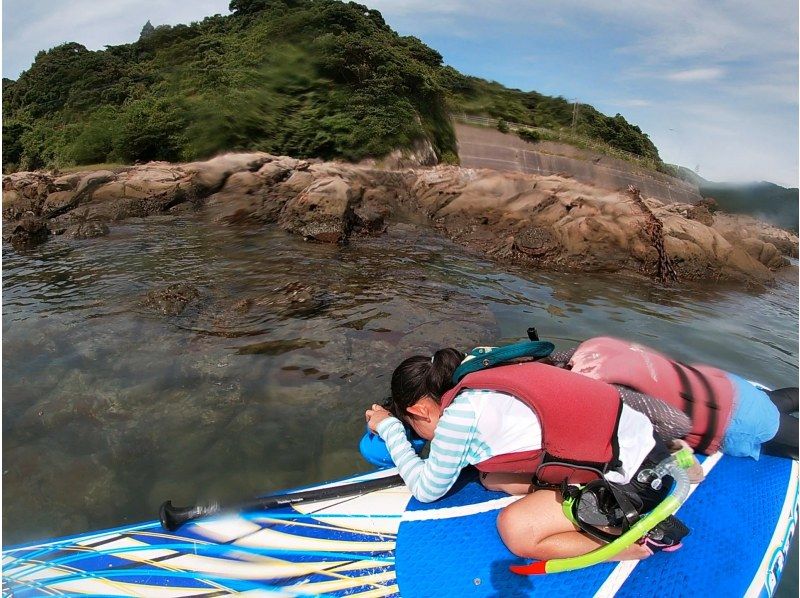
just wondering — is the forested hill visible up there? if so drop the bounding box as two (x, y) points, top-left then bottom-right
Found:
(3, 0), (662, 172)
(677, 167), (799, 232)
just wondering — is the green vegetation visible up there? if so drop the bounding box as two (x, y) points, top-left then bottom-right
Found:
(512, 123), (671, 174)
(516, 128), (541, 144)
(3, 0), (664, 173)
(445, 75), (661, 163)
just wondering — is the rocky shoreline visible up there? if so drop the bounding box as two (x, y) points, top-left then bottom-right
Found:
(3, 152), (797, 285)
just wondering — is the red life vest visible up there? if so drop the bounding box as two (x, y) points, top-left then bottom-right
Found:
(439, 361), (623, 485)
(569, 336), (735, 455)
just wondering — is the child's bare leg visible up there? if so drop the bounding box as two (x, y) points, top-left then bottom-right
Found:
(479, 472), (533, 495)
(496, 488), (650, 561)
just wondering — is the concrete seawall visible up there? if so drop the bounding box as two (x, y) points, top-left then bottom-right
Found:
(455, 123), (703, 205)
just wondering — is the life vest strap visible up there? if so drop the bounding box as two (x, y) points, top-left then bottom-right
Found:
(672, 363), (695, 421)
(682, 363), (718, 454)
(672, 362), (719, 454)
(534, 453), (611, 487)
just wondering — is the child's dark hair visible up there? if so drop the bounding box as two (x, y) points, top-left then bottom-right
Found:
(384, 348), (465, 420)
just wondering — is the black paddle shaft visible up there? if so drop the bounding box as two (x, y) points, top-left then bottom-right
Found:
(159, 473), (404, 531)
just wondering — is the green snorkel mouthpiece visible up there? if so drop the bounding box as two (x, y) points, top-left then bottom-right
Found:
(510, 449), (694, 575)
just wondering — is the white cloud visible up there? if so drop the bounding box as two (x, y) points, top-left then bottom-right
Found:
(664, 68), (725, 82)
(613, 99), (653, 108)
(568, 0), (797, 62)
(643, 99), (798, 186)
(373, 0), (798, 60)
(729, 82), (799, 106)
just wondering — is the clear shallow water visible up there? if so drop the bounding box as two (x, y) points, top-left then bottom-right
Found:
(3, 216), (798, 593)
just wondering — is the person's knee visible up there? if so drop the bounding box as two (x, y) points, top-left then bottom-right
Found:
(496, 506), (541, 558)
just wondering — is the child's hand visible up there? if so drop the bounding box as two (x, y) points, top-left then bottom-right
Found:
(365, 404), (393, 432)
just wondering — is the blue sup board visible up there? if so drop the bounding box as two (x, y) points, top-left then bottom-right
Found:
(2, 453), (797, 597)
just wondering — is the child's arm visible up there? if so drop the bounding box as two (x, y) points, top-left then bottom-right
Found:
(376, 401), (486, 503)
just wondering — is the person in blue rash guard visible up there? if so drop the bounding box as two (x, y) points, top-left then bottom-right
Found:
(365, 348), (691, 562)
(566, 337), (799, 462)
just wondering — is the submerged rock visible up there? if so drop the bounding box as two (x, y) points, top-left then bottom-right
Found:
(235, 339), (327, 356)
(65, 220), (110, 240)
(141, 283), (202, 316)
(235, 281), (330, 319)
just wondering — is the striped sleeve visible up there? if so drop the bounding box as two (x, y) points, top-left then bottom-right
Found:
(375, 396), (489, 503)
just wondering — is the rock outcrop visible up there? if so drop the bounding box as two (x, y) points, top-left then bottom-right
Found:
(3, 153), (797, 285)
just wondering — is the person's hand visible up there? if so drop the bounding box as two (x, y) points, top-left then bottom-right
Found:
(365, 403), (393, 432)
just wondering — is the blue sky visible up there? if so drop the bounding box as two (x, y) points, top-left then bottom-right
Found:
(3, 0), (798, 186)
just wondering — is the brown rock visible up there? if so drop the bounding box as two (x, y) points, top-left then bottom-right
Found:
(2, 172), (54, 216)
(65, 220), (109, 240)
(697, 197), (718, 212)
(2, 189), (32, 220)
(42, 191), (78, 218)
(52, 172), (82, 191)
(74, 170), (116, 199)
(278, 176), (362, 244)
(47, 214), (70, 235)
(380, 138), (438, 168)
(279, 170), (316, 194)
(513, 226), (559, 257)
(141, 283), (201, 316)
(686, 204), (713, 226)
(740, 238), (788, 270)
(89, 181), (146, 204)
(183, 152), (274, 194)
(352, 186), (395, 234)
(205, 171), (269, 224)
(8, 213), (49, 248)
(712, 212), (799, 258)
(4, 152), (793, 286)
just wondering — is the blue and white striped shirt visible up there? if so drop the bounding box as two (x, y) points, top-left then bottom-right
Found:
(376, 390), (538, 503)
(376, 388), (655, 502)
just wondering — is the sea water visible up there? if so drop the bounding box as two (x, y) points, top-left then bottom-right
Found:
(3, 217), (797, 594)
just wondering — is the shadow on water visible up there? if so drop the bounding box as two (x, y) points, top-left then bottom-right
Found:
(2, 215), (798, 596)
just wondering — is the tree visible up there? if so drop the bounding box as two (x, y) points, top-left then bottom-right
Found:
(139, 20), (155, 39)
(114, 98), (187, 162)
(3, 119), (29, 171)
(229, 0), (297, 15)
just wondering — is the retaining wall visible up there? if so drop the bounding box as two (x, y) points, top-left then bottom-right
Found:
(455, 123), (703, 205)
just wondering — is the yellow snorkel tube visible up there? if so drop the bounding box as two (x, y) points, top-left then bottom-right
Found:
(510, 449), (694, 575)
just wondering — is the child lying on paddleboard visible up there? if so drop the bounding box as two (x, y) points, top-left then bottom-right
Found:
(366, 347), (690, 564)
